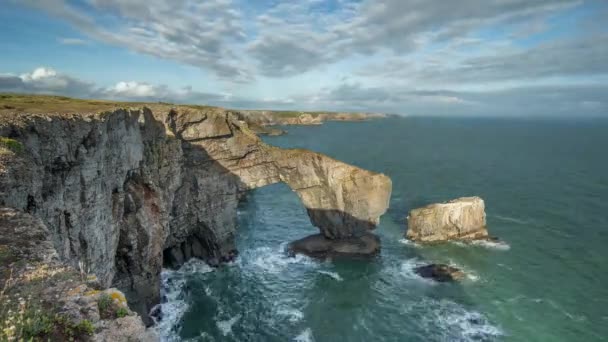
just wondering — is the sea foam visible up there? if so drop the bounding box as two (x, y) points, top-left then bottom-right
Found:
(294, 328), (315, 342)
(155, 259), (214, 341)
(317, 270), (343, 281)
(216, 314), (241, 336)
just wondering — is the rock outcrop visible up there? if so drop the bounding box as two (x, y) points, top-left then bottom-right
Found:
(406, 197), (488, 242)
(0, 103), (391, 328)
(288, 233), (380, 258)
(414, 264), (465, 282)
(0, 207), (155, 341)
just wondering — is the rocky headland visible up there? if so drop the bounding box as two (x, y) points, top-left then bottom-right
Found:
(0, 94), (391, 340)
(236, 109), (387, 130)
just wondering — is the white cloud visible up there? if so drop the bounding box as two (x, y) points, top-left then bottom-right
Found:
(20, 67), (58, 81)
(107, 81), (159, 97)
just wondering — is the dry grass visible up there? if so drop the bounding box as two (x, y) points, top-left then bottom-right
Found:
(0, 93), (219, 116)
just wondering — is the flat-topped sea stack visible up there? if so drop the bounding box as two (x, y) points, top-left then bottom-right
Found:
(406, 197), (489, 242)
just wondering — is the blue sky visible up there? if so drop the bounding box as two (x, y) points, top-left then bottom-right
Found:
(1, 0), (607, 116)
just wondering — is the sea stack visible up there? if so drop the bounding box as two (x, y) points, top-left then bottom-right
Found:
(406, 197), (489, 242)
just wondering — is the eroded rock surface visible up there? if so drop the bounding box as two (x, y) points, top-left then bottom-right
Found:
(406, 197), (488, 242)
(0, 105), (391, 326)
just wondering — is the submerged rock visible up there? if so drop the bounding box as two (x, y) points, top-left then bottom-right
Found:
(414, 264), (465, 282)
(406, 197), (489, 242)
(287, 233), (380, 258)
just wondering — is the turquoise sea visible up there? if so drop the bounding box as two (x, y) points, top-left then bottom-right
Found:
(160, 117), (608, 341)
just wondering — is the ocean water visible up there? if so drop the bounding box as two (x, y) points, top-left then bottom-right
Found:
(159, 117), (608, 342)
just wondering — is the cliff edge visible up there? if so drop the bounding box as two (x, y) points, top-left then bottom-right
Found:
(0, 96), (391, 336)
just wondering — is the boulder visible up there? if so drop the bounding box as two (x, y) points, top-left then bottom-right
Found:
(414, 264), (465, 282)
(406, 197), (489, 242)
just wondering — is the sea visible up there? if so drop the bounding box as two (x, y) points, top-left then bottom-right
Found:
(157, 116), (608, 342)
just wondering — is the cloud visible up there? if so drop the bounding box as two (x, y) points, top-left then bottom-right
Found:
(20, 0), (252, 81)
(19, 0), (585, 81)
(365, 33), (608, 87)
(106, 81), (159, 98)
(0, 67), (297, 110)
(296, 82), (607, 116)
(0, 67), (98, 98)
(0, 67), (606, 116)
(247, 0), (581, 76)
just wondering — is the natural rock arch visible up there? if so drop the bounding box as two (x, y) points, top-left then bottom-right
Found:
(0, 106), (391, 321)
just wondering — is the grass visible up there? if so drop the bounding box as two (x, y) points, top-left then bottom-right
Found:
(0, 93), (352, 117)
(0, 137), (23, 154)
(0, 93), (222, 115)
(0, 293), (95, 341)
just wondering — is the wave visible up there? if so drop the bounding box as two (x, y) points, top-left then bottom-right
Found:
(276, 308), (304, 323)
(445, 259), (479, 282)
(294, 328), (315, 342)
(397, 258), (437, 285)
(469, 239), (511, 251)
(492, 214), (528, 225)
(155, 259), (214, 341)
(317, 270), (343, 281)
(216, 314), (241, 336)
(411, 298), (503, 341)
(248, 242), (318, 274)
(398, 238), (421, 247)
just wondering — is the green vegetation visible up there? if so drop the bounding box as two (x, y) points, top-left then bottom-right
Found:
(97, 293), (113, 318)
(0, 300), (95, 341)
(98, 292), (129, 319)
(0, 137), (23, 153)
(116, 307), (129, 318)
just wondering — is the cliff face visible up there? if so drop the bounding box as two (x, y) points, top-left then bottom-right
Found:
(0, 105), (391, 325)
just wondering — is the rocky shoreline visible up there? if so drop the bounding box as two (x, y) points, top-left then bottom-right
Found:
(0, 95), (391, 340)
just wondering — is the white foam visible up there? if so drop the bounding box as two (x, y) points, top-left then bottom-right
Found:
(216, 314), (241, 336)
(294, 328), (315, 342)
(415, 298), (503, 341)
(469, 239), (510, 251)
(317, 270), (343, 281)
(398, 238), (420, 247)
(249, 243), (317, 274)
(446, 260), (480, 282)
(155, 259), (214, 341)
(398, 258), (437, 285)
(277, 308), (304, 323)
(450, 239), (510, 251)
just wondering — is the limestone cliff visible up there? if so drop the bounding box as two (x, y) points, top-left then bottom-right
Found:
(0, 103), (391, 330)
(406, 197), (488, 242)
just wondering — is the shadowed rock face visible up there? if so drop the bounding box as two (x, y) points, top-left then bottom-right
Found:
(406, 197), (488, 242)
(0, 106), (391, 323)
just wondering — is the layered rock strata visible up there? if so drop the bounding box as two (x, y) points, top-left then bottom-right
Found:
(406, 197), (488, 242)
(0, 105), (391, 325)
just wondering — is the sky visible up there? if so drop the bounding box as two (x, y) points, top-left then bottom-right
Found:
(1, 0), (607, 117)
